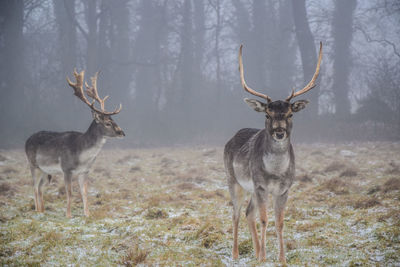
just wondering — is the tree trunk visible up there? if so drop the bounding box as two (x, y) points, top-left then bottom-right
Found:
(54, 0), (77, 126)
(84, 0), (98, 76)
(292, 0), (318, 115)
(0, 0), (24, 140)
(332, 0), (357, 117)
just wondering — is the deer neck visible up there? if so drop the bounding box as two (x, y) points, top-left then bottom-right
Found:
(81, 120), (107, 151)
(264, 130), (290, 154)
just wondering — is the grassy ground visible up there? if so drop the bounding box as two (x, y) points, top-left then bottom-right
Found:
(0, 142), (399, 266)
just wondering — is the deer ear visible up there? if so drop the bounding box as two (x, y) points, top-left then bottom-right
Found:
(91, 110), (103, 123)
(291, 100), (309, 112)
(244, 98), (268, 112)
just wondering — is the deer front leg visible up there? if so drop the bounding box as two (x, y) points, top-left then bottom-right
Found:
(229, 183), (245, 259)
(246, 195), (260, 259)
(78, 174), (90, 217)
(274, 191), (288, 264)
(64, 172), (72, 218)
(255, 189), (269, 262)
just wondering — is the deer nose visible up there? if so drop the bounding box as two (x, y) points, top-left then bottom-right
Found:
(276, 132), (285, 140)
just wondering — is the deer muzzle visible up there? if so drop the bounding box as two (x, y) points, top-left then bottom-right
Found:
(272, 128), (287, 141)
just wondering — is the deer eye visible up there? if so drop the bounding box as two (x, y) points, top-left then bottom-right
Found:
(265, 114), (270, 119)
(105, 122), (112, 127)
(287, 114), (293, 118)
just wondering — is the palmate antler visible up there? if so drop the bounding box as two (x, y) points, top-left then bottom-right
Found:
(67, 69), (122, 115)
(239, 42), (323, 103)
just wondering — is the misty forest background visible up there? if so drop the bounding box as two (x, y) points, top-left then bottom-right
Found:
(0, 0), (399, 148)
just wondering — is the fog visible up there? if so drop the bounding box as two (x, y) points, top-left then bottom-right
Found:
(0, 0), (399, 148)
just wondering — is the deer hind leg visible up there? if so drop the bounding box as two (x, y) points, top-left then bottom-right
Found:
(30, 166), (40, 211)
(37, 171), (47, 212)
(229, 182), (245, 259)
(274, 191), (289, 264)
(64, 172), (72, 218)
(246, 195), (260, 259)
(256, 192), (268, 262)
(78, 174), (90, 217)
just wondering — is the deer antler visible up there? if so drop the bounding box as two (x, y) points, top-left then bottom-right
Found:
(286, 42), (323, 102)
(67, 69), (122, 115)
(239, 45), (272, 103)
(85, 72), (122, 115)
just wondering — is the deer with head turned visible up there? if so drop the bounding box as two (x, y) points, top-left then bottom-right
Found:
(224, 42), (322, 263)
(25, 70), (124, 218)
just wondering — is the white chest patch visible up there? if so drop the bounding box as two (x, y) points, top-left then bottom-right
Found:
(262, 152), (290, 176)
(79, 138), (106, 163)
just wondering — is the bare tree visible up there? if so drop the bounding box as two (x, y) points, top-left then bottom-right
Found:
(292, 0), (318, 116)
(331, 0), (357, 117)
(0, 0), (25, 140)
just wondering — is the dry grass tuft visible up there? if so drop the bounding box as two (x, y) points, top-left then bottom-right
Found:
(121, 244), (149, 266)
(129, 166), (141, 173)
(160, 157), (174, 168)
(93, 167), (106, 173)
(194, 222), (224, 248)
(367, 186), (381, 195)
(202, 149), (216, 157)
(89, 208), (110, 220)
(352, 197), (380, 209)
(199, 190), (227, 200)
(310, 150), (324, 156)
(0, 154), (7, 162)
(339, 167), (358, 177)
(324, 161), (346, 173)
(115, 155), (133, 164)
(238, 239), (253, 255)
(0, 182), (15, 196)
(297, 174), (313, 183)
(145, 208), (168, 219)
(295, 221), (325, 232)
(321, 178), (350, 194)
(176, 182), (197, 190)
(385, 161), (400, 174)
(1, 167), (18, 174)
(382, 178), (400, 193)
(286, 240), (297, 251)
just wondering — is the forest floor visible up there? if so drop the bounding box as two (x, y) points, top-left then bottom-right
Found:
(0, 142), (399, 266)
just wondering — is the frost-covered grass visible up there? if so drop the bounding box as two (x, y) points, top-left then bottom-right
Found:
(0, 142), (399, 266)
